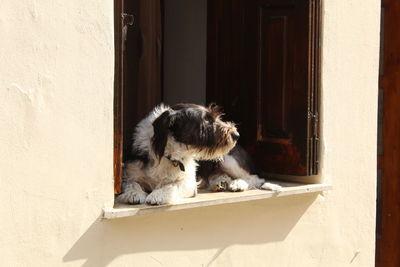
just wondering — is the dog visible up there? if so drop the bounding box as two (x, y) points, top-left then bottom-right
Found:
(116, 103), (282, 206)
(117, 103), (239, 205)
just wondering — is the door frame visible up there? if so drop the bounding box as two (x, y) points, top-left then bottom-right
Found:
(376, 1), (400, 266)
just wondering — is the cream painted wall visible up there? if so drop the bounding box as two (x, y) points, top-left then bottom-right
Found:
(0, 0), (380, 266)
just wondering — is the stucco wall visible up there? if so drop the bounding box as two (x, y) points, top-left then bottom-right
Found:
(0, 0), (380, 266)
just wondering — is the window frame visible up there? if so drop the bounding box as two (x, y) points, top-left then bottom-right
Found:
(113, 0), (322, 195)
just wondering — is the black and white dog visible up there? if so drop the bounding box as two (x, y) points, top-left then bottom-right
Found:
(117, 103), (282, 205)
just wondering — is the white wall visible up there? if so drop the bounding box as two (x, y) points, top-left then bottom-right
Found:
(163, 0), (207, 105)
(0, 0), (114, 265)
(0, 0), (380, 266)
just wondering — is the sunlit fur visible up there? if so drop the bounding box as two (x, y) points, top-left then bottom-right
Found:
(116, 103), (239, 205)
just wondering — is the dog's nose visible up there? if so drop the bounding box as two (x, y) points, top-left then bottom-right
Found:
(231, 132), (240, 141)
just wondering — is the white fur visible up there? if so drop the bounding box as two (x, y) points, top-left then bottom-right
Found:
(229, 179), (249, 192)
(118, 143), (198, 205)
(116, 182), (148, 204)
(145, 184), (179, 205)
(261, 182), (283, 192)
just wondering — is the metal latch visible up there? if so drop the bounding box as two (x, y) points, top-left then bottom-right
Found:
(122, 13), (134, 27)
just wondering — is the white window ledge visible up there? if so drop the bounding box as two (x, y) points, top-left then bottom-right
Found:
(103, 181), (331, 219)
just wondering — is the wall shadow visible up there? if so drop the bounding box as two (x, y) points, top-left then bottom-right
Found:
(63, 193), (318, 266)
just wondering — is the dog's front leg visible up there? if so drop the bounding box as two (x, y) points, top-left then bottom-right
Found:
(116, 181), (148, 204)
(145, 176), (198, 205)
(145, 183), (180, 205)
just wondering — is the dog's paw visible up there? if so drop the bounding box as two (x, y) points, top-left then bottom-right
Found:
(228, 179), (249, 192)
(209, 175), (232, 192)
(145, 189), (176, 205)
(261, 182), (283, 192)
(116, 190), (148, 204)
(210, 180), (229, 192)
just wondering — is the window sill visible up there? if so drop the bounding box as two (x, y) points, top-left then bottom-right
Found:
(103, 181), (331, 219)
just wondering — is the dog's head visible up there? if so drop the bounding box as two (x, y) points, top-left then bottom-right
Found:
(152, 103), (239, 161)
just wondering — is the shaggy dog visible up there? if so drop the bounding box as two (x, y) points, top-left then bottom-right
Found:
(117, 103), (281, 205)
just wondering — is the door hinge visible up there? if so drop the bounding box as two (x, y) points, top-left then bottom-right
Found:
(308, 111), (319, 137)
(308, 111), (320, 175)
(313, 112), (319, 137)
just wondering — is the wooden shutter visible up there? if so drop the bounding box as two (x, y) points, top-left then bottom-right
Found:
(114, 0), (163, 194)
(114, 0), (124, 194)
(123, 0), (163, 155)
(207, 0), (321, 175)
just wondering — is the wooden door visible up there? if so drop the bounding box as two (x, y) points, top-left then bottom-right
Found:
(114, 0), (163, 193)
(123, 0), (163, 156)
(207, 0), (321, 176)
(376, 1), (400, 266)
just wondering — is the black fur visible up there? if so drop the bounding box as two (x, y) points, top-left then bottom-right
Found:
(227, 145), (258, 175)
(152, 110), (173, 159)
(124, 148), (150, 166)
(169, 103), (232, 154)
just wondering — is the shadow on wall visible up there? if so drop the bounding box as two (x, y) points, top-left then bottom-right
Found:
(63, 194), (318, 267)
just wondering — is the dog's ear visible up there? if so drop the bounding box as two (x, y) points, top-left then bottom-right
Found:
(152, 110), (173, 159)
(208, 103), (223, 118)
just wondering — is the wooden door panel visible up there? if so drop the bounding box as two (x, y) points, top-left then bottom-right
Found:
(257, 12), (289, 141)
(254, 0), (311, 175)
(123, 0), (162, 157)
(207, 0), (320, 175)
(114, 0), (163, 194)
